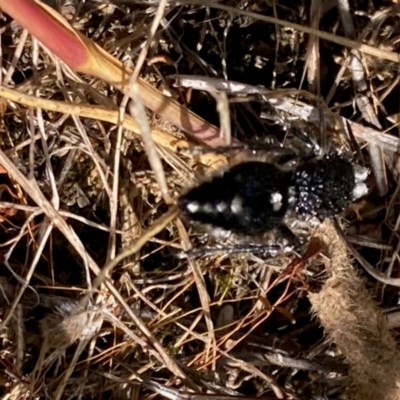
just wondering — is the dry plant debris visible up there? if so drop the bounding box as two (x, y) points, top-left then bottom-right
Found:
(310, 221), (400, 400)
(0, 1), (399, 400)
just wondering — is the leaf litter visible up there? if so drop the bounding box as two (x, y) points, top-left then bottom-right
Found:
(0, 1), (400, 399)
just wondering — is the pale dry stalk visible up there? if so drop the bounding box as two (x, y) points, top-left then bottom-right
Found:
(310, 222), (400, 400)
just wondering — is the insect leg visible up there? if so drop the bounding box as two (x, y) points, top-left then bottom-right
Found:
(177, 243), (285, 260)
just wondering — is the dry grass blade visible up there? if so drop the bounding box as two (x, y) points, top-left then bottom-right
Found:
(1, 2), (400, 398)
(267, 93), (400, 152)
(1, 217), (53, 330)
(305, 0), (322, 94)
(337, 0), (387, 196)
(334, 218), (400, 287)
(0, 85), (226, 169)
(89, 206), (179, 295)
(0, 148), (189, 383)
(179, 0), (400, 63)
(0, 0), (226, 145)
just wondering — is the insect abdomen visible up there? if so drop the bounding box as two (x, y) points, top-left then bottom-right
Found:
(178, 162), (291, 235)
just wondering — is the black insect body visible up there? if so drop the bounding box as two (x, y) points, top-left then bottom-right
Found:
(178, 162), (291, 236)
(294, 154), (356, 218)
(179, 154), (366, 248)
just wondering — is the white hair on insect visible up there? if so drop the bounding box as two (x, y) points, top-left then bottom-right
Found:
(352, 164), (370, 200)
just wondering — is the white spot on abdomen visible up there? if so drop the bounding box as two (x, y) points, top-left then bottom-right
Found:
(270, 192), (283, 212)
(187, 202), (200, 213)
(230, 196), (243, 214)
(202, 203), (214, 213)
(216, 202), (228, 212)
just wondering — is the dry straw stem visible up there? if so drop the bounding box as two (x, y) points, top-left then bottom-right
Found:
(4, 0), (399, 155)
(179, 0), (400, 63)
(309, 221), (400, 400)
(0, 148), (190, 383)
(88, 206), (179, 300)
(0, 85), (226, 169)
(267, 92), (400, 153)
(304, 0), (322, 94)
(336, 0), (387, 196)
(0, 0), (225, 146)
(173, 77), (400, 154)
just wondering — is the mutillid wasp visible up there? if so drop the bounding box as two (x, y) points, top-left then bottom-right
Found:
(178, 132), (369, 258)
(172, 76), (369, 257)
